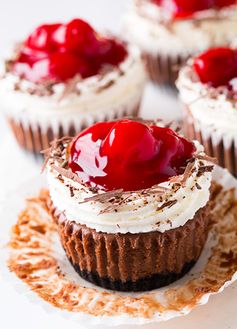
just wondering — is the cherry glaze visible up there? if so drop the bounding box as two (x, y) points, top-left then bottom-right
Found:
(12, 19), (127, 83)
(69, 120), (196, 191)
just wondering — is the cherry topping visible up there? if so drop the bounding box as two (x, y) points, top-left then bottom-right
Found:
(25, 23), (61, 52)
(193, 47), (237, 87)
(69, 120), (195, 191)
(63, 19), (97, 53)
(13, 19), (127, 83)
(13, 52), (90, 82)
(152, 0), (236, 18)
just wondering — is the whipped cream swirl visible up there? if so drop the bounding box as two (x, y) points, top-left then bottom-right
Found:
(47, 142), (212, 234)
(177, 64), (237, 140)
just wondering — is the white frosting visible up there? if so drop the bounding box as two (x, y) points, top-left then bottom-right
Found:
(177, 65), (237, 142)
(0, 48), (146, 133)
(123, 2), (237, 56)
(47, 142), (212, 234)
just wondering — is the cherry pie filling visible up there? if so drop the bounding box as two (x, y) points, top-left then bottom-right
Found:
(193, 47), (237, 87)
(68, 119), (196, 191)
(12, 19), (127, 83)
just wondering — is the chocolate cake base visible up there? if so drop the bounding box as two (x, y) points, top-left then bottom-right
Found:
(70, 258), (195, 292)
(51, 199), (211, 292)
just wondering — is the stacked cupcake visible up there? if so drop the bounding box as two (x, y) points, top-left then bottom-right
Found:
(124, 0), (237, 86)
(0, 19), (146, 154)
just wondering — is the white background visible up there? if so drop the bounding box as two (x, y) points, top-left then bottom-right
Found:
(0, 1), (236, 328)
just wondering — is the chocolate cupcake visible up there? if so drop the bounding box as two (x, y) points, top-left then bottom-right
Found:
(177, 47), (237, 176)
(123, 0), (237, 87)
(0, 19), (146, 155)
(45, 119), (214, 292)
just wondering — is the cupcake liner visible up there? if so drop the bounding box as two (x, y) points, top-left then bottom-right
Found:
(7, 100), (141, 155)
(183, 107), (237, 176)
(53, 202), (209, 292)
(1, 166), (237, 325)
(143, 52), (188, 87)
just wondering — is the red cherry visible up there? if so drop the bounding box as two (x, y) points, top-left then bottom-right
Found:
(13, 19), (128, 83)
(99, 39), (127, 66)
(26, 23), (62, 52)
(49, 52), (91, 81)
(82, 37), (127, 72)
(69, 120), (195, 191)
(215, 0), (236, 6)
(152, 0), (236, 18)
(193, 47), (237, 87)
(63, 18), (97, 53)
(13, 52), (90, 82)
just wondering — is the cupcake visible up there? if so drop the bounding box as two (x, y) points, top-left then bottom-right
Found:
(0, 19), (146, 154)
(45, 118), (214, 292)
(123, 0), (237, 86)
(177, 47), (237, 176)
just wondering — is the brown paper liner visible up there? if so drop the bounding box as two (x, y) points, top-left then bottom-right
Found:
(51, 201), (210, 292)
(7, 103), (140, 155)
(183, 107), (237, 176)
(143, 53), (188, 87)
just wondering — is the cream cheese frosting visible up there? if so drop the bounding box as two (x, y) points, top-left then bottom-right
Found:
(177, 64), (237, 140)
(0, 47), (146, 133)
(123, 1), (237, 56)
(47, 139), (213, 234)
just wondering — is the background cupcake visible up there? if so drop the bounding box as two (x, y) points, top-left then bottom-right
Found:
(177, 47), (237, 176)
(123, 0), (237, 87)
(46, 118), (213, 292)
(0, 18), (146, 154)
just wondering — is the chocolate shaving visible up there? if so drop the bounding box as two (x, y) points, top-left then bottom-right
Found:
(51, 164), (83, 185)
(69, 186), (74, 197)
(196, 183), (202, 190)
(157, 199), (177, 212)
(41, 136), (73, 174)
(197, 165), (214, 176)
(79, 184), (170, 206)
(79, 189), (124, 204)
(180, 161), (195, 186)
(96, 79), (115, 93)
(194, 154), (217, 164)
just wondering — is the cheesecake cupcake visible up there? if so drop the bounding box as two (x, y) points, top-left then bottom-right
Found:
(123, 0), (237, 86)
(0, 19), (146, 154)
(177, 47), (237, 176)
(45, 118), (214, 292)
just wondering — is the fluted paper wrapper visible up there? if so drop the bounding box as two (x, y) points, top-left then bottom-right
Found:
(183, 107), (237, 176)
(7, 100), (140, 155)
(1, 166), (237, 326)
(143, 53), (189, 87)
